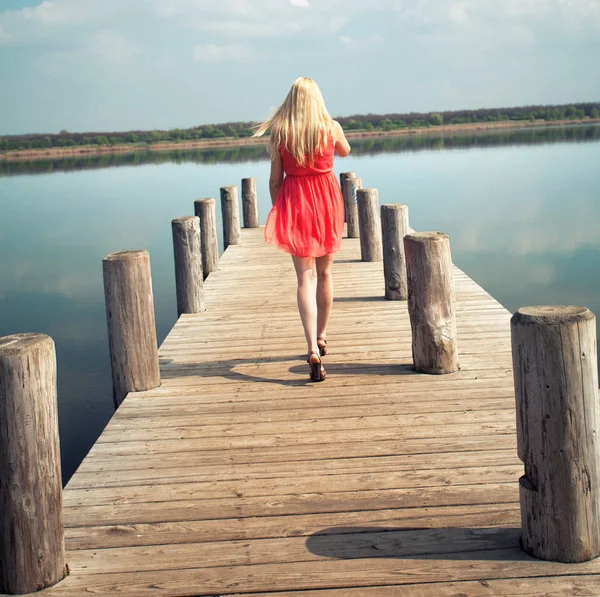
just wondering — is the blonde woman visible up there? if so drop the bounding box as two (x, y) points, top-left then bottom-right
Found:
(254, 77), (351, 382)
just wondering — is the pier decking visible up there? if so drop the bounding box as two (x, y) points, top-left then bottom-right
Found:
(43, 227), (600, 596)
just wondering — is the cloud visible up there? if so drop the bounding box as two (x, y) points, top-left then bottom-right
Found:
(21, 0), (112, 25)
(86, 31), (140, 65)
(290, 0), (310, 7)
(193, 43), (256, 63)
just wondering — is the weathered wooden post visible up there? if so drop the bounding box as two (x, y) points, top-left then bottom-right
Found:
(340, 172), (356, 222)
(404, 232), (458, 374)
(172, 216), (205, 316)
(339, 171), (356, 187)
(357, 188), (383, 261)
(220, 185), (241, 249)
(342, 176), (362, 238)
(511, 305), (600, 563)
(103, 249), (160, 405)
(241, 177), (259, 228)
(0, 333), (67, 595)
(381, 204), (409, 300)
(194, 198), (219, 279)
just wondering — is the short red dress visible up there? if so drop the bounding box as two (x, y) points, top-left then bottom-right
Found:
(264, 136), (344, 257)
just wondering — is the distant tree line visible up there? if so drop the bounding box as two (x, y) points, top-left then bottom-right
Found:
(1, 103), (599, 152)
(3, 124), (599, 178)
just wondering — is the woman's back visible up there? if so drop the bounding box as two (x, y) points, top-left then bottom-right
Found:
(280, 137), (335, 177)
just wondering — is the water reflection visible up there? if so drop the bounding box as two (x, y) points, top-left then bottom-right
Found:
(0, 124), (598, 485)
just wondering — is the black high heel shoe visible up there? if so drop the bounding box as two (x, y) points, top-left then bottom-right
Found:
(317, 337), (327, 357)
(307, 351), (326, 382)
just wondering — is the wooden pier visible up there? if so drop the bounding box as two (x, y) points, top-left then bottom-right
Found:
(19, 226), (600, 595)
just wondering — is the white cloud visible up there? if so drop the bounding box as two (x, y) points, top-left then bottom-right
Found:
(193, 43), (256, 63)
(290, 0), (310, 7)
(21, 0), (113, 25)
(86, 31), (140, 65)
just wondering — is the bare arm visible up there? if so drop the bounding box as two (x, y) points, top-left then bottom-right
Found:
(333, 120), (351, 157)
(269, 152), (284, 205)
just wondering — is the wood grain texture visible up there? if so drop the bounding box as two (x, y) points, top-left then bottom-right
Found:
(342, 177), (362, 238)
(47, 227), (598, 596)
(220, 185), (241, 248)
(241, 177), (259, 228)
(102, 250), (160, 405)
(511, 306), (600, 562)
(357, 188), (383, 261)
(404, 232), (458, 374)
(0, 334), (66, 594)
(193, 198), (219, 279)
(172, 216), (204, 316)
(381, 204), (409, 300)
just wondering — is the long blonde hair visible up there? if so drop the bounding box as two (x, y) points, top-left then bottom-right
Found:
(254, 77), (334, 166)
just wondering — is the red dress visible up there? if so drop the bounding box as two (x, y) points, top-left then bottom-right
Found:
(265, 136), (344, 257)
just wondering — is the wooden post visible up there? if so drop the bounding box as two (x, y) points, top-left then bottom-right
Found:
(342, 177), (362, 238)
(404, 232), (458, 374)
(241, 177), (259, 228)
(511, 306), (600, 563)
(339, 171), (356, 188)
(103, 250), (160, 406)
(339, 172), (356, 223)
(220, 185), (241, 249)
(381, 204), (409, 300)
(357, 188), (383, 262)
(172, 216), (205, 316)
(0, 333), (66, 595)
(194, 198), (219, 279)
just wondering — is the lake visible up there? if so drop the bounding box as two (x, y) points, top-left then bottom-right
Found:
(1, 124), (599, 485)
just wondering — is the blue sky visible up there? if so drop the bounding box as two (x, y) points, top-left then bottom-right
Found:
(1, 0), (599, 135)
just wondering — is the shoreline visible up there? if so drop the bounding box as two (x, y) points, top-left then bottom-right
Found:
(1, 118), (598, 162)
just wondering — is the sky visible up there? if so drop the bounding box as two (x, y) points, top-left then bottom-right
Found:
(1, 0), (599, 135)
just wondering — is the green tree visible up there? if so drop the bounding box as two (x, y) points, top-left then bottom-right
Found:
(126, 133), (139, 143)
(95, 135), (109, 145)
(429, 113), (443, 126)
(380, 118), (395, 131)
(592, 108), (600, 119)
(364, 122), (374, 131)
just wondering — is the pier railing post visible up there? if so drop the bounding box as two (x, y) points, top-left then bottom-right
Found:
(381, 204), (409, 300)
(404, 232), (458, 374)
(342, 176), (362, 238)
(357, 188), (383, 261)
(103, 250), (160, 406)
(511, 305), (600, 563)
(194, 198), (219, 279)
(241, 177), (259, 228)
(340, 172), (356, 223)
(172, 216), (205, 316)
(220, 185), (241, 249)
(0, 333), (66, 595)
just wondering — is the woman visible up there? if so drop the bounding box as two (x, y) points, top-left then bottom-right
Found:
(254, 77), (351, 382)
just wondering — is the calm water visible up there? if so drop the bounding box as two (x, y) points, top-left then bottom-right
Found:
(1, 125), (599, 484)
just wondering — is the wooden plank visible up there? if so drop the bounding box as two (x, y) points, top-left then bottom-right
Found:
(243, 576), (600, 597)
(41, 550), (600, 596)
(62, 465), (521, 507)
(65, 525), (524, 575)
(63, 483), (519, 527)
(73, 436), (518, 473)
(64, 503), (520, 549)
(66, 450), (517, 489)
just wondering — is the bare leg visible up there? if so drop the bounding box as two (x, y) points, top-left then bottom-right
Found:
(316, 253), (335, 343)
(292, 256), (319, 357)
